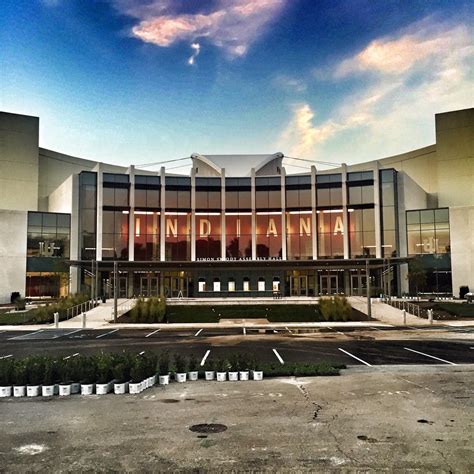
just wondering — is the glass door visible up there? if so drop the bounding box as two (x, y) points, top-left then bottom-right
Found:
(140, 277), (149, 297)
(320, 275), (338, 295)
(119, 276), (128, 298)
(290, 275), (308, 296)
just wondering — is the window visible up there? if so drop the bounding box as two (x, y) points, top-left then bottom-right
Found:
(27, 212), (71, 259)
(243, 278), (250, 291)
(256, 177), (281, 210)
(349, 208), (376, 258)
(256, 214), (282, 258)
(286, 212), (313, 260)
(134, 211), (160, 261)
(272, 278), (280, 292)
(213, 278), (221, 292)
(198, 279), (206, 292)
(196, 213), (221, 259)
(258, 278), (265, 292)
(406, 208), (450, 255)
(228, 279), (236, 292)
(79, 172), (97, 259)
(317, 210), (344, 258)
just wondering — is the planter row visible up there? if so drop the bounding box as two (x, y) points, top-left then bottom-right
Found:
(0, 370), (263, 398)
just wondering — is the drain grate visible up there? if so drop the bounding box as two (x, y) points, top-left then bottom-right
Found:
(190, 424), (227, 434)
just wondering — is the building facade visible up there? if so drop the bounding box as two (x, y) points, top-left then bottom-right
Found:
(0, 108), (472, 303)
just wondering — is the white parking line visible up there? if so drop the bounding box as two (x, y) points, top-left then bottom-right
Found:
(0, 354), (13, 359)
(145, 329), (161, 338)
(194, 329), (203, 337)
(200, 349), (210, 366)
(0, 330), (6, 334)
(53, 329), (82, 339)
(64, 352), (80, 360)
(243, 327), (246, 335)
(404, 347), (457, 366)
(338, 348), (372, 366)
(285, 326), (293, 333)
(96, 329), (119, 339)
(273, 348), (285, 365)
(8, 329), (43, 340)
(328, 326), (345, 336)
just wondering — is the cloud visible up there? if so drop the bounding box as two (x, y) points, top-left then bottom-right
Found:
(188, 42), (201, 65)
(114, 0), (287, 58)
(273, 75), (307, 92)
(279, 18), (473, 164)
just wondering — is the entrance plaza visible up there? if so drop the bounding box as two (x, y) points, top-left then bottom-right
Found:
(0, 108), (473, 304)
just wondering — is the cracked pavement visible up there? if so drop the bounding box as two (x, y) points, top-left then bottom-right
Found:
(0, 365), (473, 472)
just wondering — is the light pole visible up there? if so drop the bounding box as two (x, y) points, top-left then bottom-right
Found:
(366, 258), (371, 319)
(113, 261), (118, 323)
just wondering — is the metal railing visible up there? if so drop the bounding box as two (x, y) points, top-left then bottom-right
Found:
(110, 299), (135, 321)
(66, 298), (100, 320)
(383, 297), (439, 320)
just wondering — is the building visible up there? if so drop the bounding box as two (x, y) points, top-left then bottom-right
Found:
(0, 108), (472, 303)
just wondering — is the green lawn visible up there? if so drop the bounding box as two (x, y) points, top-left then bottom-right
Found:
(165, 304), (366, 323)
(435, 302), (474, 318)
(0, 309), (37, 325)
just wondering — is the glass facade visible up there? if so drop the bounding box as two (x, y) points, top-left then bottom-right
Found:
(165, 212), (191, 260)
(286, 212), (312, 260)
(406, 208), (450, 255)
(226, 213), (252, 259)
(134, 211), (160, 261)
(380, 169), (398, 257)
(79, 171), (97, 260)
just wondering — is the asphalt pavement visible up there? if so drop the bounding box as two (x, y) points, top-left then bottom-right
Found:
(0, 327), (473, 366)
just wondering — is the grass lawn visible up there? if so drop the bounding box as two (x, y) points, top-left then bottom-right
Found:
(434, 302), (474, 318)
(0, 309), (37, 325)
(164, 304), (367, 323)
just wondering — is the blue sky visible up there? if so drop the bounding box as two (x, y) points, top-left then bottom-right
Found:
(1, 0), (472, 172)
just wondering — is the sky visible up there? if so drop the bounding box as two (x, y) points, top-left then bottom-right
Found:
(1, 0), (472, 173)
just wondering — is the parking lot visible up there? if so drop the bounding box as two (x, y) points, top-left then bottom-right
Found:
(1, 365), (472, 472)
(1, 326), (473, 367)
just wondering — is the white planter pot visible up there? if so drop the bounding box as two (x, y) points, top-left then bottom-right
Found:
(59, 384), (72, 396)
(228, 371), (238, 381)
(42, 385), (55, 397)
(239, 371), (249, 381)
(96, 382), (111, 395)
(54, 384), (59, 396)
(159, 374), (169, 385)
(140, 380), (147, 392)
(205, 371), (215, 381)
(150, 375), (157, 386)
(216, 372), (227, 382)
(114, 382), (129, 395)
(129, 382), (141, 394)
(81, 384), (94, 395)
(175, 373), (187, 383)
(188, 371), (198, 381)
(13, 386), (26, 397)
(0, 386), (12, 398)
(27, 385), (40, 397)
(71, 382), (81, 394)
(252, 370), (263, 381)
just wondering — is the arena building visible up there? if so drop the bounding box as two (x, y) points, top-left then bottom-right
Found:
(0, 108), (472, 303)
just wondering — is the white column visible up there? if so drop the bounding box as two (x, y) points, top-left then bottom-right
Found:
(127, 165), (135, 262)
(95, 164), (103, 261)
(311, 165), (317, 260)
(251, 168), (256, 260)
(342, 163), (349, 259)
(221, 168), (226, 260)
(160, 167), (166, 261)
(281, 167), (287, 261)
(373, 161), (382, 258)
(191, 167), (196, 261)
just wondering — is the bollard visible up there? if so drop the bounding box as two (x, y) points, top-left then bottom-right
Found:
(54, 312), (59, 328)
(82, 312), (87, 328)
(428, 309), (433, 325)
(403, 309), (406, 326)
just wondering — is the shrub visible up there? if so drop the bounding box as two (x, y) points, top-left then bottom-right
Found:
(188, 354), (198, 372)
(14, 298), (26, 311)
(319, 296), (351, 322)
(113, 362), (128, 383)
(13, 360), (27, 386)
(0, 358), (14, 386)
(26, 357), (44, 386)
(214, 358), (227, 372)
(174, 354), (187, 374)
(130, 357), (146, 383)
(43, 360), (54, 385)
(80, 357), (97, 384)
(95, 353), (113, 384)
(158, 352), (170, 375)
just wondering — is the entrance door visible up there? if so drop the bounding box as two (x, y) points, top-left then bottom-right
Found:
(150, 277), (159, 297)
(163, 275), (188, 297)
(351, 274), (367, 296)
(140, 277), (149, 297)
(290, 276), (308, 296)
(320, 275), (338, 295)
(119, 277), (128, 298)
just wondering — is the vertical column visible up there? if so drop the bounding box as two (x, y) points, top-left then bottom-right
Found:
(95, 164), (103, 261)
(311, 165), (317, 260)
(342, 163), (349, 260)
(128, 165), (135, 262)
(160, 167), (166, 261)
(251, 168), (256, 260)
(221, 168), (226, 261)
(70, 173), (80, 294)
(191, 167), (196, 261)
(281, 167), (287, 261)
(374, 161), (382, 258)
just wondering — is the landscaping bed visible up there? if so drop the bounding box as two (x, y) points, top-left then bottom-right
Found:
(0, 352), (344, 399)
(119, 296), (368, 323)
(412, 301), (474, 320)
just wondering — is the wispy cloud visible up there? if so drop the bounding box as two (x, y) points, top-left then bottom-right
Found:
(188, 42), (200, 65)
(279, 17), (473, 163)
(273, 74), (307, 92)
(114, 0), (287, 59)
